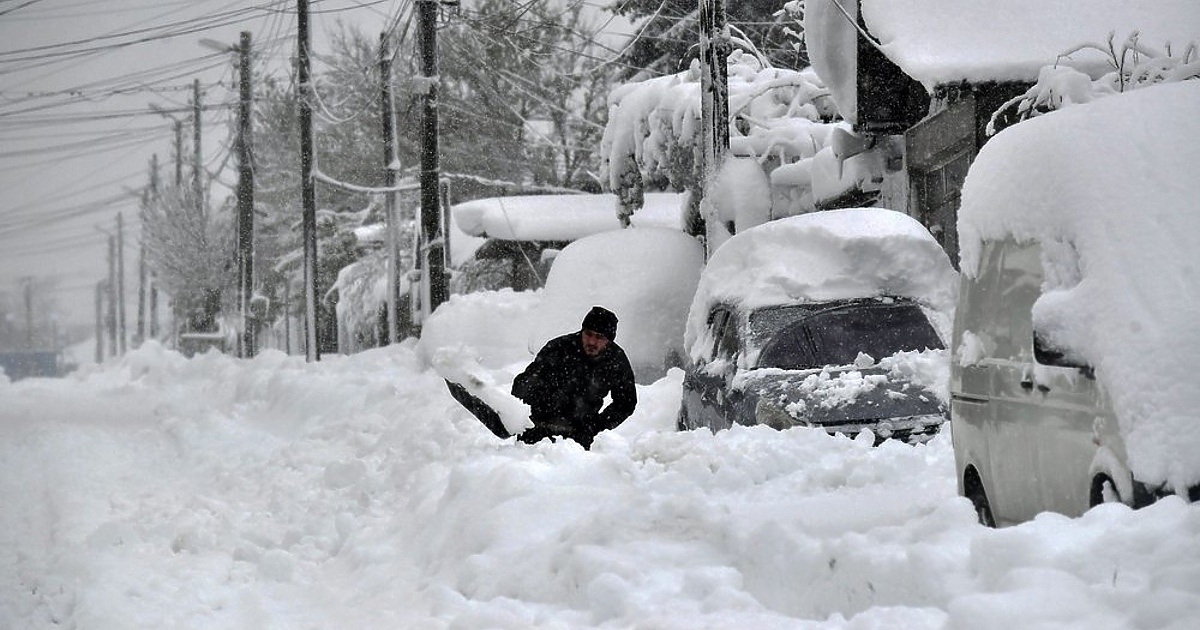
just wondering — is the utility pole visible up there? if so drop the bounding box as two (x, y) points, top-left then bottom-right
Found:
(116, 212), (127, 355)
(150, 153), (162, 341)
(380, 32), (400, 344)
(417, 0), (447, 314)
(138, 154), (159, 346)
(173, 120), (184, 187)
(137, 183), (149, 347)
(236, 30), (256, 358)
(699, 0), (730, 172)
(95, 281), (105, 363)
(297, 0), (319, 361)
(106, 234), (117, 356)
(22, 277), (33, 348)
(192, 79), (205, 220)
(699, 0), (731, 250)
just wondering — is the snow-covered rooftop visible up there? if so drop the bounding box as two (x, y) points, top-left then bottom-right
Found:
(806, 0), (1200, 121)
(451, 192), (685, 241)
(864, 0), (1200, 90)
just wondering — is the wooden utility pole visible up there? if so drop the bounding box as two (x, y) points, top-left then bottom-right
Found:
(380, 32), (400, 344)
(236, 30), (256, 358)
(699, 0), (730, 256)
(95, 281), (105, 363)
(21, 277), (33, 348)
(173, 120), (183, 187)
(192, 79), (205, 220)
(297, 0), (319, 361)
(417, 0), (447, 315)
(699, 0), (730, 173)
(116, 212), (127, 355)
(106, 234), (117, 355)
(137, 182), (149, 347)
(150, 153), (162, 342)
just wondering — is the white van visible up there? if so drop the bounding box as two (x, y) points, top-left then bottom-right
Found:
(949, 83), (1200, 526)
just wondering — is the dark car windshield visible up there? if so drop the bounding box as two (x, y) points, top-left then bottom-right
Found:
(757, 301), (943, 370)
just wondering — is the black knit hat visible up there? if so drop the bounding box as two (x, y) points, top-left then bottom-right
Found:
(581, 306), (618, 341)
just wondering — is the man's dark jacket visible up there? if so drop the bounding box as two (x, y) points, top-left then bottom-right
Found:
(511, 332), (637, 448)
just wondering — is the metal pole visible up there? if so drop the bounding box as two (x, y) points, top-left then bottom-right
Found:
(237, 31), (256, 357)
(380, 32), (400, 344)
(417, 0), (447, 314)
(297, 0), (320, 361)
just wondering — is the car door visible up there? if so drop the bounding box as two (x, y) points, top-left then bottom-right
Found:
(1025, 239), (1107, 515)
(952, 239), (1045, 524)
(982, 239), (1051, 523)
(686, 307), (739, 432)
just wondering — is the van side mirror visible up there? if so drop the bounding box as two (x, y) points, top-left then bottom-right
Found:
(1033, 332), (1094, 378)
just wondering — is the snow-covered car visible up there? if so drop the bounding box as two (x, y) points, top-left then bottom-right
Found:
(951, 82), (1200, 526)
(527, 226), (704, 384)
(678, 208), (958, 444)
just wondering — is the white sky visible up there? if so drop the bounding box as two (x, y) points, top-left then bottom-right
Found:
(1, 0), (438, 330)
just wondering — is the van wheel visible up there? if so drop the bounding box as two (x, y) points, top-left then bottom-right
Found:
(1090, 475), (1121, 507)
(964, 468), (996, 528)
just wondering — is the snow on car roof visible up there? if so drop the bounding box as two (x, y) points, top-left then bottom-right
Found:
(451, 192), (685, 241)
(685, 208), (957, 347)
(957, 81), (1200, 489)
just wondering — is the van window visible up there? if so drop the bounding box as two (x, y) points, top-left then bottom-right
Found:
(992, 240), (1043, 361)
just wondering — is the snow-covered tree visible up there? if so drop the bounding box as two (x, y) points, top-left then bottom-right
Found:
(141, 187), (234, 334)
(600, 49), (840, 247)
(990, 33), (1199, 135)
(437, 0), (614, 192)
(606, 0), (808, 79)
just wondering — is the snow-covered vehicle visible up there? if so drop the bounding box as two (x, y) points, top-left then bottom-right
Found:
(450, 192), (686, 292)
(526, 226), (704, 384)
(951, 82), (1200, 527)
(678, 208), (958, 444)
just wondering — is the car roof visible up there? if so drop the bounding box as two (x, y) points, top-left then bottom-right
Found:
(685, 208), (957, 348)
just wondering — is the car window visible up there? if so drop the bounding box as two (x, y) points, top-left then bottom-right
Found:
(714, 310), (739, 361)
(758, 303), (943, 369)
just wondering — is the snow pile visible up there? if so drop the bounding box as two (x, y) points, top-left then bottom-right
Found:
(958, 81), (1200, 489)
(416, 288), (541, 370)
(3, 337), (1200, 628)
(526, 227), (705, 383)
(686, 208), (957, 357)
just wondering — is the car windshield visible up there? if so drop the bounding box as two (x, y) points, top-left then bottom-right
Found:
(756, 301), (943, 370)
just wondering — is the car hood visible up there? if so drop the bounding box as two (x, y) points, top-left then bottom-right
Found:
(735, 365), (945, 425)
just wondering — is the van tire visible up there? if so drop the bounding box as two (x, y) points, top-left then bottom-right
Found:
(1090, 475), (1121, 507)
(964, 467), (996, 527)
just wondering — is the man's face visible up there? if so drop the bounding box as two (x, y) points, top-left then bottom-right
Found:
(581, 329), (610, 358)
